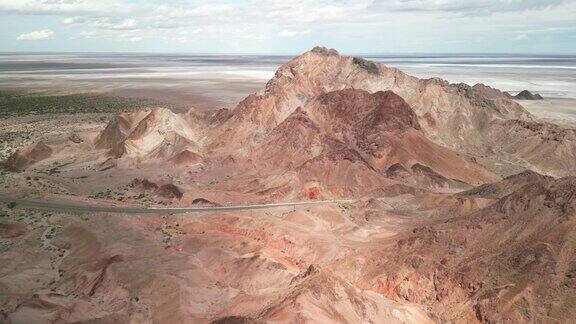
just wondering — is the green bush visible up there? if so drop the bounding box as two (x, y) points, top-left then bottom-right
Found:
(0, 90), (165, 118)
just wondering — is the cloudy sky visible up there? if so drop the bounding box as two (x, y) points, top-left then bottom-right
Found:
(1, 0), (575, 54)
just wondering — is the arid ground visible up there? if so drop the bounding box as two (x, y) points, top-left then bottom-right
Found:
(1, 48), (576, 323)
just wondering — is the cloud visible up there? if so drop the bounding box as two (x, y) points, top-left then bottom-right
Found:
(93, 17), (138, 30)
(187, 4), (232, 16)
(62, 16), (85, 24)
(243, 33), (267, 40)
(149, 21), (182, 30)
(76, 27), (147, 43)
(125, 36), (142, 42)
(16, 29), (54, 40)
(371, 0), (569, 15)
(515, 34), (529, 41)
(257, 0), (372, 24)
(176, 28), (203, 43)
(279, 29), (311, 37)
(3, 0), (576, 52)
(0, 0), (130, 15)
(153, 3), (233, 18)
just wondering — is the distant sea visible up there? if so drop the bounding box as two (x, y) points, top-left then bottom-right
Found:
(0, 53), (575, 99)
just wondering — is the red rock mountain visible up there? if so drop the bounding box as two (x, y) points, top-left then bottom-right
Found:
(208, 46), (575, 178)
(63, 46), (573, 198)
(358, 172), (576, 322)
(256, 89), (496, 195)
(95, 108), (203, 163)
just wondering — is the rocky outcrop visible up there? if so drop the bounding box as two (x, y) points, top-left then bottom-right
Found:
(514, 90), (544, 100)
(484, 119), (576, 177)
(258, 265), (433, 323)
(155, 183), (183, 200)
(95, 108), (203, 162)
(254, 89), (497, 195)
(5, 141), (53, 171)
(363, 171), (576, 322)
(458, 169), (554, 199)
(130, 178), (159, 190)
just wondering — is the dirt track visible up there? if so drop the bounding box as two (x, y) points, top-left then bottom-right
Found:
(0, 194), (355, 214)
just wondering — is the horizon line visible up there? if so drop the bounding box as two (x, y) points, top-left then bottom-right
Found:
(1, 50), (576, 57)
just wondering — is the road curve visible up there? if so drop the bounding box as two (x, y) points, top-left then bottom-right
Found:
(0, 194), (355, 215)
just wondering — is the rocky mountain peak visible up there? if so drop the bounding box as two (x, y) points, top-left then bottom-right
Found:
(310, 89), (421, 132)
(514, 90), (544, 100)
(309, 46), (340, 56)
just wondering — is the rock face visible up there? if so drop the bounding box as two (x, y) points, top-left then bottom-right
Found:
(514, 90), (544, 100)
(256, 89), (496, 195)
(5, 141), (53, 171)
(95, 108), (202, 162)
(363, 172), (576, 322)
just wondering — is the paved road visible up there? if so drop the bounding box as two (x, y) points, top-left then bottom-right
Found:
(0, 194), (355, 215)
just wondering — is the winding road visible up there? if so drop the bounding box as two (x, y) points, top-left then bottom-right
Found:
(0, 194), (355, 215)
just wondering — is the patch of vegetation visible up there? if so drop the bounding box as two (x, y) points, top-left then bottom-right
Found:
(159, 223), (185, 245)
(0, 130), (30, 157)
(0, 90), (165, 118)
(161, 228), (172, 244)
(337, 202), (352, 219)
(20, 175), (73, 196)
(43, 224), (63, 240)
(352, 57), (379, 75)
(0, 239), (14, 253)
(89, 183), (174, 207)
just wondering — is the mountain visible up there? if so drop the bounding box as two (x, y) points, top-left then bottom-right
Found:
(209, 47), (528, 151)
(255, 89), (496, 196)
(338, 171), (576, 322)
(8, 46), (575, 195)
(81, 46), (576, 197)
(514, 90), (544, 100)
(95, 107), (203, 162)
(209, 47), (573, 178)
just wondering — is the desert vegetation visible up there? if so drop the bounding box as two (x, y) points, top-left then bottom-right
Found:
(0, 90), (164, 118)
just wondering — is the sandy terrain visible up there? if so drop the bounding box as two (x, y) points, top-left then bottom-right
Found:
(0, 113), (108, 162)
(0, 199), (434, 323)
(517, 98), (576, 129)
